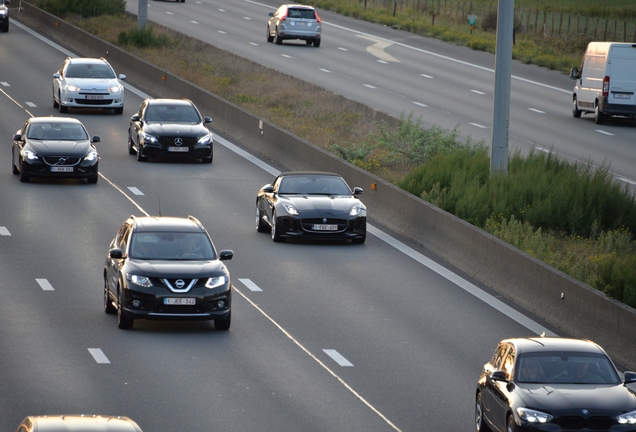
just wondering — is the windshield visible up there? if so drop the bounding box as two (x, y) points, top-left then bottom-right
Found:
(278, 175), (351, 195)
(27, 123), (88, 140)
(516, 352), (620, 385)
(130, 232), (215, 260)
(144, 104), (202, 123)
(65, 63), (116, 79)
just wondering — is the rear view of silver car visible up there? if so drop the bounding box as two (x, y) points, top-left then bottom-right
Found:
(267, 4), (321, 47)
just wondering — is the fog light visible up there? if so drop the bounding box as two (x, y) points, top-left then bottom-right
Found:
(132, 300), (141, 307)
(217, 300), (226, 309)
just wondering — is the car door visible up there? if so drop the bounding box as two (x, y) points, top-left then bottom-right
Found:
(12, 121), (28, 168)
(263, 175), (282, 222)
(130, 102), (147, 148)
(52, 58), (69, 101)
(107, 223), (130, 294)
(489, 344), (516, 430)
(270, 5), (286, 32)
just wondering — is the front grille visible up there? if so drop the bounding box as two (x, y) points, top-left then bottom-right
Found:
(554, 415), (615, 430)
(158, 136), (198, 147)
(75, 99), (114, 106)
(301, 218), (348, 233)
(152, 278), (203, 292)
(43, 156), (81, 166)
(152, 304), (207, 314)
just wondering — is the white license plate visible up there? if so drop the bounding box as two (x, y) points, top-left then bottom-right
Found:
(168, 147), (189, 152)
(85, 95), (104, 100)
(50, 166), (73, 172)
(613, 93), (632, 99)
(164, 298), (196, 305)
(313, 224), (338, 231)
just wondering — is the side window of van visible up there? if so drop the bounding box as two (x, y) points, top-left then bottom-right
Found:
(582, 56), (604, 80)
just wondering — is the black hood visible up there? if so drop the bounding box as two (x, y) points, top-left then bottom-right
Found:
(125, 259), (228, 279)
(279, 194), (365, 217)
(27, 140), (92, 156)
(144, 122), (209, 137)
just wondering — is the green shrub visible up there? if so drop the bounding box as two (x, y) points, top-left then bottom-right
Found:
(117, 27), (172, 48)
(35, 0), (124, 18)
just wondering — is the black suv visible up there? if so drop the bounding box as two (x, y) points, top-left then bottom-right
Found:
(104, 215), (233, 330)
(0, 0), (10, 32)
(128, 98), (214, 163)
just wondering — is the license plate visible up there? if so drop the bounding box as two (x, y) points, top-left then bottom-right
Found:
(313, 224), (338, 230)
(51, 166), (73, 172)
(164, 298), (196, 305)
(613, 93), (632, 99)
(168, 147), (189, 152)
(85, 95), (104, 100)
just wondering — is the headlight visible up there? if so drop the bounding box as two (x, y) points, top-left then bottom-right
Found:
(107, 85), (122, 93)
(618, 410), (636, 424)
(23, 150), (39, 160)
(84, 151), (98, 162)
(65, 85), (81, 92)
(350, 204), (363, 216)
(142, 133), (159, 144)
(197, 133), (212, 146)
(0, 10), (7, 17)
(282, 203), (298, 215)
(127, 274), (152, 288)
(205, 275), (228, 289)
(516, 408), (553, 423)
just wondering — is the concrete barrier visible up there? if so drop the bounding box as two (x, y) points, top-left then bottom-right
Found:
(14, 3), (636, 369)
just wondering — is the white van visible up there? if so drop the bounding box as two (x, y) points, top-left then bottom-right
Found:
(570, 42), (636, 124)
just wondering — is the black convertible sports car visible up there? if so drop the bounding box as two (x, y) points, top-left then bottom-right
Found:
(128, 98), (213, 163)
(12, 116), (100, 184)
(104, 215), (233, 330)
(476, 336), (636, 432)
(255, 171), (367, 243)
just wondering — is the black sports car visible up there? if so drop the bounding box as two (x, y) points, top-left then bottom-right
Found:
(128, 98), (213, 163)
(12, 116), (100, 184)
(476, 336), (636, 432)
(255, 171), (367, 243)
(104, 215), (233, 330)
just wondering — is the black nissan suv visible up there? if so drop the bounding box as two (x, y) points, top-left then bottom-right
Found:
(103, 215), (233, 330)
(0, 0), (10, 32)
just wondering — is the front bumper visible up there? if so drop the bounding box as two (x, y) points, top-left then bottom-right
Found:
(275, 215), (366, 241)
(21, 158), (98, 179)
(59, 91), (124, 109)
(140, 141), (213, 160)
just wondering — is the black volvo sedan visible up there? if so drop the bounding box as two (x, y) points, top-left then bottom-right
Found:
(476, 336), (636, 432)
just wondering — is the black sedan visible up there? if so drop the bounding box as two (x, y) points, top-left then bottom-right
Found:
(255, 171), (367, 243)
(476, 336), (636, 432)
(127, 98), (213, 163)
(12, 117), (100, 184)
(104, 215), (233, 330)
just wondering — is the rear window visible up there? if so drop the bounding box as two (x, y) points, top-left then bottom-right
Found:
(288, 8), (316, 19)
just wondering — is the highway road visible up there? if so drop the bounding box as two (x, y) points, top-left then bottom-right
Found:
(124, 0), (636, 191)
(0, 14), (615, 432)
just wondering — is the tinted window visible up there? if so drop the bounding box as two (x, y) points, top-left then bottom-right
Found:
(516, 352), (620, 385)
(288, 8), (315, 19)
(66, 63), (115, 79)
(279, 175), (351, 195)
(144, 104), (201, 123)
(27, 122), (88, 140)
(130, 232), (215, 260)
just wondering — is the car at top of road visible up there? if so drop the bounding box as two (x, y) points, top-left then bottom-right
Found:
(255, 171), (367, 243)
(11, 116), (100, 184)
(52, 57), (126, 114)
(0, 0), (11, 32)
(104, 215), (233, 330)
(476, 336), (636, 432)
(267, 4), (322, 47)
(15, 415), (143, 432)
(127, 98), (214, 163)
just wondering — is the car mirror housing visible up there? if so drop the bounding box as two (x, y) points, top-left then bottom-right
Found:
(624, 371), (636, 384)
(353, 187), (363, 195)
(204, 116), (212, 124)
(119, 74), (127, 81)
(130, 114), (141, 122)
(219, 250), (234, 261)
(13, 133), (21, 141)
(262, 184), (274, 193)
(92, 136), (101, 143)
(491, 370), (508, 381)
(109, 248), (124, 259)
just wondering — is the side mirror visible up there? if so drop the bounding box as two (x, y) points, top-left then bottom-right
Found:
(13, 133), (22, 141)
(353, 187), (363, 195)
(262, 184), (274, 193)
(268, 12), (274, 17)
(53, 72), (61, 78)
(624, 371), (636, 384)
(219, 250), (233, 261)
(203, 116), (212, 124)
(130, 114), (141, 122)
(109, 248), (123, 259)
(569, 67), (580, 80)
(491, 370), (508, 381)
(119, 74), (126, 81)
(92, 136), (101, 143)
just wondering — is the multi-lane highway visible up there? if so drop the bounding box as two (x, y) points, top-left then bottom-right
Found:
(0, 6), (625, 432)
(124, 0), (636, 190)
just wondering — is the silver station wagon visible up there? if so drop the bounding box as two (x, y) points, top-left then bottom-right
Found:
(267, 4), (322, 47)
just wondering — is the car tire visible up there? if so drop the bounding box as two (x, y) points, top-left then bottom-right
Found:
(266, 26), (274, 43)
(12, 160), (19, 175)
(114, 106), (124, 115)
(214, 312), (231, 331)
(271, 210), (284, 242)
(87, 174), (98, 184)
(594, 103), (604, 124)
(117, 287), (134, 330)
(475, 393), (492, 432)
(352, 234), (366, 244)
(127, 134), (136, 155)
(59, 104), (68, 114)
(53, 96), (59, 109)
(275, 28), (283, 45)
(572, 97), (582, 118)
(136, 145), (148, 162)
(19, 162), (30, 183)
(104, 280), (116, 315)
(506, 414), (517, 432)
(202, 155), (213, 164)
(256, 205), (269, 232)
(314, 38), (321, 48)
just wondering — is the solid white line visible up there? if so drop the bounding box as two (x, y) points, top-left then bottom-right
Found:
(324, 349), (354, 367)
(618, 177), (636, 185)
(128, 187), (144, 195)
(0, 227), (10, 236)
(239, 278), (263, 292)
(88, 348), (111, 364)
(36, 279), (54, 291)
(367, 225), (556, 336)
(595, 130), (614, 136)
